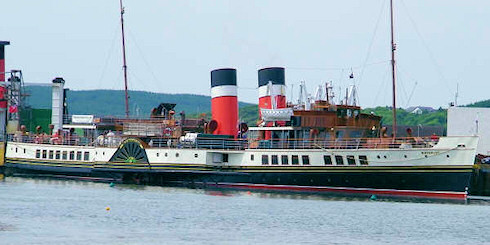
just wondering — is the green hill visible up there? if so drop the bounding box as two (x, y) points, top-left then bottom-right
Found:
(361, 107), (447, 127)
(24, 85), (254, 118)
(467, 99), (490, 108)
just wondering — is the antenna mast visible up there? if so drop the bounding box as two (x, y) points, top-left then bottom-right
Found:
(120, 0), (130, 118)
(390, 0), (397, 138)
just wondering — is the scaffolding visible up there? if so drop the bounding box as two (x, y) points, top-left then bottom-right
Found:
(5, 70), (28, 132)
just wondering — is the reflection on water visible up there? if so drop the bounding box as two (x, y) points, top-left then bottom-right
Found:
(1, 177), (490, 245)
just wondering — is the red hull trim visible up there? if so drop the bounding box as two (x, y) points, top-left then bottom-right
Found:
(210, 182), (467, 200)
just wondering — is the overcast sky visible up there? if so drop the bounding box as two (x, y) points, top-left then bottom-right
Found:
(1, 0), (489, 108)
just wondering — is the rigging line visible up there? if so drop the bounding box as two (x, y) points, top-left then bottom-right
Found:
(395, 64), (418, 84)
(127, 29), (161, 91)
(127, 69), (150, 94)
(109, 70), (123, 91)
(286, 60), (390, 71)
(372, 64), (390, 107)
(399, 0), (452, 94)
(396, 65), (417, 106)
(358, 0), (387, 86)
(406, 81), (418, 108)
(96, 24), (120, 89)
(396, 66), (409, 107)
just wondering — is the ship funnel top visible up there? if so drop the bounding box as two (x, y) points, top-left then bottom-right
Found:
(258, 67), (285, 87)
(211, 68), (237, 87)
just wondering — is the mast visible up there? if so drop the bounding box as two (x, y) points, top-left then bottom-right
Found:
(119, 0), (130, 118)
(390, 0), (397, 138)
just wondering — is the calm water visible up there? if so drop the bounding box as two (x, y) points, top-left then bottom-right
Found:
(1, 177), (489, 245)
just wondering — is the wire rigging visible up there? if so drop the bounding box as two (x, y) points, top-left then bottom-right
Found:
(358, 0), (387, 86)
(96, 24), (120, 90)
(399, 0), (452, 94)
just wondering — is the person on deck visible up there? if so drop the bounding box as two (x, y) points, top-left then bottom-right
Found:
(430, 133), (439, 142)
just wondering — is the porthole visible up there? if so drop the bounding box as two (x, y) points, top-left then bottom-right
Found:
(194, 153), (198, 158)
(103, 152), (105, 155)
(176, 153), (179, 157)
(250, 154), (254, 161)
(156, 153), (160, 157)
(446, 155), (450, 158)
(377, 155), (381, 159)
(23, 149), (26, 154)
(425, 155), (428, 158)
(165, 153), (168, 157)
(383, 156), (387, 159)
(404, 155), (407, 158)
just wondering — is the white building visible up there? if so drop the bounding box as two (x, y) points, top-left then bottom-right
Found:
(447, 107), (490, 155)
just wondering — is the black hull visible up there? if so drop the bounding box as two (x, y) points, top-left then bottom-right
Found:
(5, 159), (473, 200)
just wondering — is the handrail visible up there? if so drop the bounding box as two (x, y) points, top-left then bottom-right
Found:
(7, 133), (439, 150)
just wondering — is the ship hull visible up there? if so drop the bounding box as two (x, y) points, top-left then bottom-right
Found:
(5, 162), (471, 200)
(119, 166), (472, 200)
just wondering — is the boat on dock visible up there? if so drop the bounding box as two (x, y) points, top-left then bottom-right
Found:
(1, 0), (480, 200)
(3, 63), (479, 200)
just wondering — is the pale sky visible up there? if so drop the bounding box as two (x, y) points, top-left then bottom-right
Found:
(1, 0), (489, 108)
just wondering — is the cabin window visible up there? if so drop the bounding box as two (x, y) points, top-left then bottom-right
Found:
(302, 155), (310, 165)
(323, 155), (332, 165)
(84, 152), (90, 161)
(42, 150), (47, 158)
(48, 150), (54, 159)
(271, 155), (279, 165)
(76, 151), (82, 161)
(281, 155), (288, 165)
(261, 155), (269, 165)
(292, 155), (299, 165)
(69, 151), (75, 160)
(250, 154), (254, 161)
(36, 149), (41, 158)
(222, 154), (228, 163)
(55, 150), (61, 160)
(347, 155), (356, 165)
(335, 155), (344, 165)
(359, 155), (368, 165)
(62, 151), (68, 160)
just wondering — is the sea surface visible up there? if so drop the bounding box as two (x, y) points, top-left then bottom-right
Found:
(1, 177), (489, 245)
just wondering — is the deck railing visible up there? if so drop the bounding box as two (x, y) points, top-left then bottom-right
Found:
(6, 134), (123, 148)
(7, 133), (438, 150)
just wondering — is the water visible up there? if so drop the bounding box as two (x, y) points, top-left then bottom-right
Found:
(1, 177), (489, 245)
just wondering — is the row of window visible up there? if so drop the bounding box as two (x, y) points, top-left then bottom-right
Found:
(35, 149), (90, 161)
(260, 155), (310, 165)
(155, 152), (199, 158)
(325, 155), (368, 165)
(258, 154), (368, 166)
